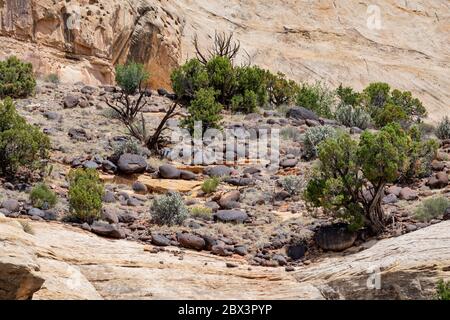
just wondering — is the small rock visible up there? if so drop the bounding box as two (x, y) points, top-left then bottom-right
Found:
(102, 160), (117, 173)
(382, 193), (398, 204)
(101, 208), (119, 224)
(427, 172), (449, 189)
(226, 262), (238, 268)
(102, 191), (116, 203)
(285, 266), (295, 272)
(132, 181), (148, 193)
(83, 161), (99, 170)
(399, 187), (418, 201)
(214, 210), (248, 224)
(219, 190), (241, 209)
(287, 243), (307, 260)
(233, 245), (248, 256)
(286, 107), (319, 121)
(28, 208), (45, 218)
(180, 170), (196, 180)
(280, 159), (298, 168)
(63, 95), (79, 108)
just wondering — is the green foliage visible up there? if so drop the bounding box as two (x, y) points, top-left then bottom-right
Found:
(436, 280), (450, 300)
(30, 183), (57, 209)
(67, 169), (104, 223)
(335, 104), (371, 129)
(205, 56), (236, 104)
(362, 82), (391, 114)
(0, 98), (50, 179)
(231, 90), (258, 114)
(373, 103), (408, 128)
(171, 58), (210, 103)
(190, 206), (213, 220)
(115, 61), (149, 95)
(302, 125), (337, 160)
(44, 73), (60, 85)
(436, 116), (450, 140)
(151, 192), (188, 226)
(296, 82), (336, 118)
(0, 56), (36, 99)
(202, 177), (220, 194)
(181, 88), (222, 133)
(391, 89), (427, 122)
(266, 72), (300, 106)
(336, 84), (360, 107)
(233, 65), (268, 109)
(414, 197), (450, 222)
(280, 175), (305, 196)
(304, 124), (412, 233)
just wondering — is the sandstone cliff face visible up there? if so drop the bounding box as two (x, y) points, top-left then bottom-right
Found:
(0, 0), (449, 121)
(1, 215), (449, 300)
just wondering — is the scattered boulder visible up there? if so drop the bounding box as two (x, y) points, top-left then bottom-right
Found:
(427, 172), (449, 189)
(118, 211), (138, 223)
(102, 160), (117, 173)
(83, 161), (99, 170)
(219, 191), (241, 209)
(159, 164), (181, 179)
(102, 191), (116, 203)
(286, 107), (319, 121)
(443, 208), (450, 221)
(387, 186), (402, 197)
(382, 193), (398, 204)
(180, 170), (196, 180)
(101, 208), (119, 224)
(68, 128), (90, 141)
(399, 187), (418, 201)
(431, 160), (445, 171)
(151, 234), (171, 247)
(314, 223), (357, 252)
(280, 159), (298, 168)
(177, 233), (205, 251)
(117, 154), (147, 174)
(205, 165), (232, 178)
(214, 210), (248, 224)
(287, 243), (307, 260)
(132, 181), (148, 193)
(63, 95), (79, 108)
(223, 177), (254, 186)
(1, 199), (20, 213)
(233, 245), (248, 256)
(90, 221), (125, 239)
(28, 208), (45, 218)
(211, 244), (233, 257)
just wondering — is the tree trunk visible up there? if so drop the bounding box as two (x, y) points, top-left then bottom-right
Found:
(367, 185), (386, 234)
(146, 102), (178, 151)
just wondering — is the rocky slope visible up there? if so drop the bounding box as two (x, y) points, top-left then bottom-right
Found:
(1, 0), (449, 121)
(1, 214), (449, 300)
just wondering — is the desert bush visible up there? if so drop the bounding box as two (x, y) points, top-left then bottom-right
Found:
(30, 183), (57, 209)
(414, 197), (450, 222)
(202, 177), (220, 194)
(373, 103), (408, 128)
(205, 56), (236, 105)
(109, 139), (146, 163)
(304, 124), (411, 233)
(0, 98), (50, 179)
(231, 90), (258, 114)
(280, 127), (302, 142)
(335, 104), (371, 129)
(280, 175), (305, 196)
(151, 192), (188, 226)
(233, 65), (268, 109)
(193, 32), (241, 65)
(336, 84), (360, 107)
(190, 206), (213, 220)
(44, 73), (60, 85)
(266, 72), (300, 106)
(302, 125), (337, 160)
(171, 58), (209, 104)
(296, 82), (337, 118)
(0, 56), (36, 99)
(436, 116), (450, 140)
(436, 280), (450, 300)
(67, 169), (104, 223)
(181, 88), (222, 133)
(115, 61), (149, 95)
(390, 89), (427, 123)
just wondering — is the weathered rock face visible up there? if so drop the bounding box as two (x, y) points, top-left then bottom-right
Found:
(0, 0), (182, 88)
(1, 1), (448, 121)
(1, 216), (449, 300)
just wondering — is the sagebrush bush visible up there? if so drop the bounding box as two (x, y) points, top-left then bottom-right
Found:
(181, 88), (222, 133)
(436, 116), (450, 140)
(296, 82), (337, 118)
(0, 56), (36, 99)
(151, 192), (188, 226)
(0, 98), (50, 179)
(30, 183), (57, 209)
(335, 104), (371, 129)
(302, 125), (337, 160)
(67, 169), (104, 223)
(44, 73), (60, 85)
(202, 177), (220, 194)
(280, 127), (302, 142)
(414, 197), (450, 222)
(280, 175), (305, 196)
(115, 61), (149, 95)
(190, 206), (213, 220)
(304, 124), (412, 233)
(266, 72), (299, 106)
(436, 280), (450, 300)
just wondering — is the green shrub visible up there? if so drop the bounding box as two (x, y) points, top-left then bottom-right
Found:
(151, 192), (188, 226)
(280, 127), (302, 142)
(436, 116), (450, 140)
(373, 103), (408, 128)
(181, 88), (222, 133)
(67, 169), (104, 223)
(0, 56), (36, 99)
(0, 98), (50, 179)
(206, 56), (236, 104)
(304, 124), (411, 233)
(361, 82), (391, 114)
(30, 183), (57, 209)
(336, 84), (360, 107)
(44, 73), (60, 85)
(436, 280), (450, 300)
(414, 197), (450, 222)
(233, 65), (268, 109)
(302, 125), (336, 160)
(190, 206), (213, 220)
(202, 177), (220, 194)
(231, 90), (258, 114)
(109, 139), (146, 163)
(115, 61), (149, 95)
(390, 89), (427, 123)
(280, 175), (305, 196)
(171, 58), (209, 103)
(296, 82), (336, 118)
(266, 72), (299, 106)
(335, 104), (371, 129)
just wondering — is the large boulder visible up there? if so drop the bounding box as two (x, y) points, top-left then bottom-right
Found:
(314, 224), (357, 252)
(90, 221), (125, 239)
(286, 107), (319, 121)
(219, 191), (241, 209)
(427, 172), (449, 189)
(1, 199), (20, 213)
(117, 154), (147, 174)
(159, 164), (181, 179)
(177, 233), (205, 251)
(214, 210), (248, 224)
(205, 165), (232, 178)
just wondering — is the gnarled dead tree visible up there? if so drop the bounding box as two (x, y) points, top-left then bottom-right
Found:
(193, 31), (241, 64)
